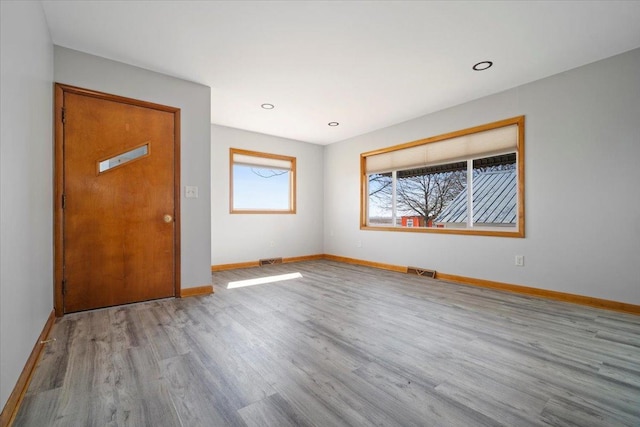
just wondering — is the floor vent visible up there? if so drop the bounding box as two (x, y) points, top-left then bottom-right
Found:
(259, 257), (283, 266)
(407, 266), (436, 278)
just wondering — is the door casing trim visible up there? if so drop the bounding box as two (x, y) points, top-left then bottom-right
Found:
(54, 83), (181, 316)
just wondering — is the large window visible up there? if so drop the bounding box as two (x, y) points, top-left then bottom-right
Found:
(230, 148), (296, 214)
(361, 116), (524, 237)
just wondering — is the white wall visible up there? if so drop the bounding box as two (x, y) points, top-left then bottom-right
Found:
(0, 1), (54, 410)
(324, 48), (640, 305)
(211, 125), (324, 264)
(54, 46), (212, 290)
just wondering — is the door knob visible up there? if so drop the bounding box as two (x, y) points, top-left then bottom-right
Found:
(163, 214), (173, 223)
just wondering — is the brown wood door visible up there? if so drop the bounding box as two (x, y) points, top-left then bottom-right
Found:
(60, 87), (179, 313)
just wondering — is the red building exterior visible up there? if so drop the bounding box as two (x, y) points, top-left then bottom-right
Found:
(401, 216), (432, 227)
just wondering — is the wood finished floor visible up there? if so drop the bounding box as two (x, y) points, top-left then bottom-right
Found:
(14, 260), (640, 426)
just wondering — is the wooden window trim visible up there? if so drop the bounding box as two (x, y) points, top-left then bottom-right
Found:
(360, 116), (525, 238)
(229, 148), (297, 214)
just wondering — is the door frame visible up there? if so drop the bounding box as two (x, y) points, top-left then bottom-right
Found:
(54, 83), (181, 317)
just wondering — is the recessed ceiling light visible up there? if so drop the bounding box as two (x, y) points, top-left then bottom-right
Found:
(261, 103), (275, 109)
(472, 61), (493, 71)
(328, 122), (339, 126)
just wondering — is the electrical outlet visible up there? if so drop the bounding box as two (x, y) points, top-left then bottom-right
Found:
(185, 185), (198, 198)
(270, 241), (275, 248)
(515, 255), (524, 267)
(356, 240), (362, 248)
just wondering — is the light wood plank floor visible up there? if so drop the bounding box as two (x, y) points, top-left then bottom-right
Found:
(15, 260), (640, 426)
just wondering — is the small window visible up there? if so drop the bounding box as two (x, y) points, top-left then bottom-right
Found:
(97, 143), (149, 173)
(230, 148), (296, 214)
(362, 116), (524, 237)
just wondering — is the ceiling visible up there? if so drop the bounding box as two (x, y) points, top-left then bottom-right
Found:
(41, 1), (640, 145)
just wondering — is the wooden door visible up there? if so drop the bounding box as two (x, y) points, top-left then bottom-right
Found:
(55, 85), (180, 314)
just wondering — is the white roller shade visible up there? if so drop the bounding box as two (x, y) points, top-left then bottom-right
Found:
(233, 153), (292, 170)
(366, 124), (518, 173)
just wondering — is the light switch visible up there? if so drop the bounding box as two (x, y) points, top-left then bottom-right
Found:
(185, 186), (198, 198)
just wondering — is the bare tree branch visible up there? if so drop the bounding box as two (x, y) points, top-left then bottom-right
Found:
(397, 170), (466, 222)
(251, 168), (288, 178)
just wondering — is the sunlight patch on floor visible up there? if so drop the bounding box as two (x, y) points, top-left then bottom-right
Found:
(227, 272), (303, 289)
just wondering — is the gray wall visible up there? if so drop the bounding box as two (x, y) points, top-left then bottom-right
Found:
(1, 3), (638, 413)
(0, 1), (54, 409)
(324, 48), (640, 305)
(54, 46), (212, 291)
(211, 125), (324, 264)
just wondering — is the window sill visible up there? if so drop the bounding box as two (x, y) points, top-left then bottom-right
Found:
(360, 224), (524, 238)
(230, 209), (296, 215)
